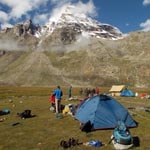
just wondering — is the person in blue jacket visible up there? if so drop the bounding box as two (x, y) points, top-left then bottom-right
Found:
(53, 86), (63, 113)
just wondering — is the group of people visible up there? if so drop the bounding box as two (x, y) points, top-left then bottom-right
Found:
(49, 85), (73, 114)
(49, 86), (100, 114)
(49, 86), (63, 114)
(79, 87), (100, 98)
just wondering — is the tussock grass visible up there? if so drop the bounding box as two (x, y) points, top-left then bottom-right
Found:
(0, 86), (150, 150)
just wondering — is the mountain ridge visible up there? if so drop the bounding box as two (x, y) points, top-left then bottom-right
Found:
(0, 7), (149, 87)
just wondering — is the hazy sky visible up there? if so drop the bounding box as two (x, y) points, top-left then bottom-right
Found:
(0, 0), (150, 33)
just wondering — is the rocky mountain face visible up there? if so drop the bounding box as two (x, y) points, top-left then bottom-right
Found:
(38, 5), (122, 50)
(41, 5), (122, 41)
(0, 6), (149, 87)
(0, 5), (123, 51)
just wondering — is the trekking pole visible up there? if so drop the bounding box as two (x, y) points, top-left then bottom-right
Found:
(108, 136), (114, 145)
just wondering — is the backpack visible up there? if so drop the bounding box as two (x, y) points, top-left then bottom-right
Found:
(113, 121), (132, 145)
(80, 120), (93, 133)
(18, 110), (32, 119)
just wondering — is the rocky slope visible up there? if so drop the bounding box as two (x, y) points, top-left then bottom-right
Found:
(0, 6), (149, 87)
(0, 30), (149, 87)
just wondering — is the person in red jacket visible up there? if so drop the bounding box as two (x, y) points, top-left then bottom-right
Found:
(95, 87), (100, 95)
(49, 93), (55, 104)
(49, 92), (55, 112)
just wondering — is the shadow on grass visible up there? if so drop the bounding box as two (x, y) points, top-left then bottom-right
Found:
(133, 136), (140, 147)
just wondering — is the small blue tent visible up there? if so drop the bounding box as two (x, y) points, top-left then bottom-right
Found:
(75, 95), (137, 130)
(121, 89), (135, 97)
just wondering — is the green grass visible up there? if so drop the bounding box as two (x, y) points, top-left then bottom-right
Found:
(0, 86), (150, 150)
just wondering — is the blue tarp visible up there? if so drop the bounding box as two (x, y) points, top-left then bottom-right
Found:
(75, 95), (137, 130)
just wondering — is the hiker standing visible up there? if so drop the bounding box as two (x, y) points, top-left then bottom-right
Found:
(91, 88), (96, 97)
(87, 88), (91, 97)
(79, 88), (83, 96)
(95, 87), (100, 95)
(53, 86), (63, 113)
(84, 88), (89, 97)
(67, 86), (72, 99)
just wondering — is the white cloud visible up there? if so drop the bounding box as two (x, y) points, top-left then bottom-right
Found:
(1, 23), (13, 29)
(140, 19), (150, 31)
(0, 11), (11, 29)
(50, 0), (70, 5)
(10, 1), (32, 18)
(49, 0), (97, 22)
(49, 4), (70, 22)
(0, 0), (50, 28)
(0, 11), (9, 22)
(33, 13), (50, 25)
(143, 0), (150, 5)
(74, 0), (97, 17)
(0, 0), (97, 29)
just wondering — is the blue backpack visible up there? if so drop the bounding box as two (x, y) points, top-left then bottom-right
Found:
(113, 121), (132, 145)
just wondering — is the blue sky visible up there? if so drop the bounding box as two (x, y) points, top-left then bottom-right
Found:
(0, 0), (150, 33)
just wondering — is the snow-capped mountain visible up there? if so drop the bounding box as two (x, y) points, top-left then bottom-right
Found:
(39, 5), (123, 40)
(0, 4), (150, 87)
(0, 4), (124, 52)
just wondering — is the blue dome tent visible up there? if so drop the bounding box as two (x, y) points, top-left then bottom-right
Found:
(75, 94), (137, 131)
(120, 89), (135, 97)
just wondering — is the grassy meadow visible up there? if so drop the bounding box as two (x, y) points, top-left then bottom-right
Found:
(0, 86), (150, 150)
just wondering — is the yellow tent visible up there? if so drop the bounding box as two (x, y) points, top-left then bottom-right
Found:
(109, 85), (126, 96)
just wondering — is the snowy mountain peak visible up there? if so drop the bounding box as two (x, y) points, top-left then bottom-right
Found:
(42, 4), (122, 40)
(63, 5), (75, 15)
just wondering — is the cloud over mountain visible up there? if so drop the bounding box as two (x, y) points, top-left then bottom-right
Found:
(0, 1), (149, 87)
(140, 19), (150, 31)
(1, 0), (149, 33)
(143, 0), (150, 5)
(0, 0), (97, 29)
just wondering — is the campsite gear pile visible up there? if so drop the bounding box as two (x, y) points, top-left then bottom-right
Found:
(140, 93), (150, 99)
(62, 104), (76, 116)
(62, 104), (72, 115)
(60, 138), (103, 149)
(83, 140), (102, 147)
(60, 137), (81, 149)
(0, 109), (10, 116)
(0, 109), (10, 122)
(111, 121), (133, 150)
(17, 109), (33, 119)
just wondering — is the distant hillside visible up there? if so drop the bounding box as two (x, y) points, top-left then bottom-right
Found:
(0, 28), (149, 87)
(0, 7), (149, 87)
